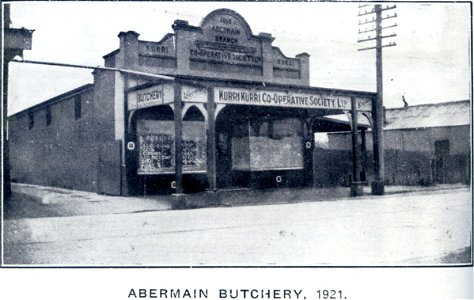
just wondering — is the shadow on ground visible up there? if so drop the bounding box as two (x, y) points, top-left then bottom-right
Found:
(4, 193), (68, 219)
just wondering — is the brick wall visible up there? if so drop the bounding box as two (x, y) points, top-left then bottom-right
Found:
(9, 87), (104, 192)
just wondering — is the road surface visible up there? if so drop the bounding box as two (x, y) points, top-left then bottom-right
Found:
(3, 187), (471, 266)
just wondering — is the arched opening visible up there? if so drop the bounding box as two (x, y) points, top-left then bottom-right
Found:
(182, 106), (207, 193)
(183, 105), (205, 121)
(130, 104), (209, 195)
(215, 105), (308, 189)
(131, 105), (175, 195)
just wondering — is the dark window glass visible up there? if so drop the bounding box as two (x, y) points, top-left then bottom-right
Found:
(75, 96), (82, 119)
(435, 140), (450, 157)
(28, 112), (34, 129)
(46, 106), (52, 126)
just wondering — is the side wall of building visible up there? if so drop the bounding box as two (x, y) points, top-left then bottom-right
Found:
(93, 70), (117, 143)
(329, 126), (470, 155)
(9, 87), (102, 191)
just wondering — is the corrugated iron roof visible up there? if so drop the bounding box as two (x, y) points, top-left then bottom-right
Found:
(384, 100), (471, 130)
(321, 114), (371, 127)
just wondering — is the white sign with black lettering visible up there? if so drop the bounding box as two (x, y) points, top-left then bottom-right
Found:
(182, 85), (208, 103)
(128, 84), (174, 110)
(214, 87), (372, 112)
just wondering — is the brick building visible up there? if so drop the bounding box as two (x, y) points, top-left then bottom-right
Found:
(9, 9), (375, 196)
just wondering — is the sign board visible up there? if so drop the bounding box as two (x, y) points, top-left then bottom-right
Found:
(129, 84), (209, 110)
(129, 85), (372, 112)
(128, 84), (174, 110)
(214, 87), (372, 112)
(356, 97), (372, 112)
(182, 85), (208, 103)
(215, 87), (349, 111)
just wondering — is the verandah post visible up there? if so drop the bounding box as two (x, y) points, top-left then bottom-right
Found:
(173, 82), (185, 208)
(350, 96), (363, 196)
(207, 86), (217, 192)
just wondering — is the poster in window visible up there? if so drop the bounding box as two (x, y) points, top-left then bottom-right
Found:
(249, 136), (303, 170)
(182, 121), (207, 172)
(251, 118), (303, 170)
(137, 120), (175, 174)
(137, 120), (206, 174)
(231, 118), (304, 171)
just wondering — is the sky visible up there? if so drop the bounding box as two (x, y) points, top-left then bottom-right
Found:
(6, 1), (471, 115)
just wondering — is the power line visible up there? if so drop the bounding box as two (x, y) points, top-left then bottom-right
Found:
(357, 5), (397, 51)
(11, 59), (175, 81)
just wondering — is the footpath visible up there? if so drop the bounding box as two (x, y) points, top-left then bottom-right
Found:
(6, 183), (171, 219)
(5, 182), (469, 220)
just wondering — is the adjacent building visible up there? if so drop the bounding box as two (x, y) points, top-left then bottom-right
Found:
(325, 100), (471, 186)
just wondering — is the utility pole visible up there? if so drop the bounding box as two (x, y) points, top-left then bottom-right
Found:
(357, 4), (397, 195)
(2, 4), (34, 202)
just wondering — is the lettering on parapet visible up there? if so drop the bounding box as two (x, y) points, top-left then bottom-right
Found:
(220, 17), (232, 24)
(211, 25), (241, 35)
(145, 44), (169, 54)
(277, 59), (295, 67)
(189, 49), (261, 64)
(215, 35), (238, 44)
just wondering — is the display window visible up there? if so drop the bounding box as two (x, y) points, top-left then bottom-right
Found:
(182, 121), (207, 172)
(232, 117), (304, 171)
(137, 118), (207, 175)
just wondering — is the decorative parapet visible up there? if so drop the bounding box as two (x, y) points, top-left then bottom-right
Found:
(105, 8), (310, 85)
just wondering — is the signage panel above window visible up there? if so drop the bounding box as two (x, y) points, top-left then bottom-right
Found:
(214, 87), (372, 112)
(128, 84), (208, 111)
(128, 84), (174, 110)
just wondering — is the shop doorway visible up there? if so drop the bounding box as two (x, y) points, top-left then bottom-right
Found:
(215, 105), (249, 189)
